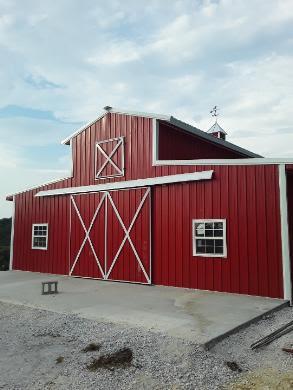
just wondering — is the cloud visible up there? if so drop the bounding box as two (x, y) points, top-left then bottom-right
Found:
(87, 41), (142, 65)
(0, 0), (293, 217)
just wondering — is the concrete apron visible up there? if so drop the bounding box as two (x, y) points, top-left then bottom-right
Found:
(0, 271), (288, 347)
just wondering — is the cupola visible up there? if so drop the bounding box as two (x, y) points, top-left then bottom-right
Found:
(207, 105), (227, 140)
(207, 121), (227, 140)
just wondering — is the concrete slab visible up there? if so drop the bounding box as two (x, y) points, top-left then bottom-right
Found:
(0, 271), (288, 345)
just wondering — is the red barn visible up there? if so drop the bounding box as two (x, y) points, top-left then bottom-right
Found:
(6, 107), (293, 302)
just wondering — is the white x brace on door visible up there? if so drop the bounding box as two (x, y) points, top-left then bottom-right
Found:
(69, 187), (151, 284)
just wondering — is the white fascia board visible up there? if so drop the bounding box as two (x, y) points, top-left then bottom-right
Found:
(6, 175), (72, 199)
(36, 170), (214, 197)
(105, 106), (171, 121)
(61, 107), (171, 146)
(61, 112), (107, 145)
(153, 158), (293, 166)
(278, 164), (292, 303)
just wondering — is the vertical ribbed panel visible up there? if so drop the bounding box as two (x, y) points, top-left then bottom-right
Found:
(152, 165), (283, 298)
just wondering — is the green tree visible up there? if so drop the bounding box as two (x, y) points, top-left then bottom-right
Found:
(0, 218), (11, 271)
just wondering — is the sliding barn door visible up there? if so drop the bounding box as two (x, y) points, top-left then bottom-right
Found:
(69, 187), (151, 284)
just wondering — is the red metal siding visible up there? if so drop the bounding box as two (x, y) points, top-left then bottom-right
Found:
(13, 192), (70, 275)
(11, 113), (284, 298)
(152, 165), (283, 298)
(158, 121), (249, 160)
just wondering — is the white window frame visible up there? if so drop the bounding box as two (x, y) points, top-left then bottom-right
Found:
(32, 223), (49, 250)
(192, 219), (227, 258)
(95, 136), (125, 180)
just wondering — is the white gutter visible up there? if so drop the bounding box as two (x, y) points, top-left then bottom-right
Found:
(36, 170), (214, 197)
(153, 158), (293, 166)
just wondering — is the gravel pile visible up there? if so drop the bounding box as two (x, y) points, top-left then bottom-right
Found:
(0, 301), (292, 389)
(212, 306), (293, 389)
(0, 302), (236, 390)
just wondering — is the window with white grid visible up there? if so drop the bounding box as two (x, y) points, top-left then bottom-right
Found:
(32, 224), (48, 250)
(192, 219), (227, 257)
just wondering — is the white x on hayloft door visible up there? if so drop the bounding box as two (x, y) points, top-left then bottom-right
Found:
(95, 137), (125, 179)
(69, 187), (151, 284)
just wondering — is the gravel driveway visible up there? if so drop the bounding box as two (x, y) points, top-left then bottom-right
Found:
(0, 302), (292, 389)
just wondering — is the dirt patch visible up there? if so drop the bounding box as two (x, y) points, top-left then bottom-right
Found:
(226, 368), (293, 390)
(87, 348), (133, 371)
(225, 361), (243, 373)
(82, 343), (101, 353)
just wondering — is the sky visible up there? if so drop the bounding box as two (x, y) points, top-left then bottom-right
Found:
(1, 0), (293, 217)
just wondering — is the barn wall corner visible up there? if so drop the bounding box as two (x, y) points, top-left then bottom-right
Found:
(278, 164), (292, 303)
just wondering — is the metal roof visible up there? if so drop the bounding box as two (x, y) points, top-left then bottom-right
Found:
(61, 106), (261, 157)
(168, 117), (262, 158)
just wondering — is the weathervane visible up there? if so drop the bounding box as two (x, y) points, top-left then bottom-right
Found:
(210, 106), (219, 122)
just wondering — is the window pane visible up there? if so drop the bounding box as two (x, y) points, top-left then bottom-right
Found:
(196, 240), (205, 253)
(215, 240), (224, 247)
(215, 246), (223, 254)
(214, 222), (223, 229)
(205, 229), (213, 237)
(214, 230), (223, 237)
(205, 223), (213, 230)
(206, 245), (215, 254)
(195, 223), (205, 237)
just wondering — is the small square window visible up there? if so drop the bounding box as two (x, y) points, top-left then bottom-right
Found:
(192, 219), (227, 257)
(32, 224), (48, 250)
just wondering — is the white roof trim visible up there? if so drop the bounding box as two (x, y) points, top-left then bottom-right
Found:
(36, 170), (213, 197)
(61, 106), (171, 145)
(153, 158), (293, 166)
(61, 112), (106, 145)
(104, 106), (171, 121)
(6, 175), (72, 200)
